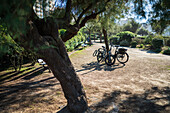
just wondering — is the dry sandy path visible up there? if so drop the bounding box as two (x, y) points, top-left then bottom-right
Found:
(0, 42), (170, 113)
(70, 42), (170, 113)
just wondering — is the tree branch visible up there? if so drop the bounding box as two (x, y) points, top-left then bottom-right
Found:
(80, 9), (105, 28)
(64, 0), (72, 23)
(76, 3), (93, 24)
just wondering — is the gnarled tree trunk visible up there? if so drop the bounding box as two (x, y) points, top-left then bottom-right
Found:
(99, 33), (102, 43)
(102, 28), (109, 53)
(21, 18), (88, 113)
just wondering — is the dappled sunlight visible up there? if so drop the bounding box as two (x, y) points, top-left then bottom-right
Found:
(90, 87), (170, 113)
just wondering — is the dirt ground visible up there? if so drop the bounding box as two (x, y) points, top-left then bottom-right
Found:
(0, 42), (170, 113)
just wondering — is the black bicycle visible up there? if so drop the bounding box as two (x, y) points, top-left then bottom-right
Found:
(93, 46), (106, 63)
(105, 45), (129, 66)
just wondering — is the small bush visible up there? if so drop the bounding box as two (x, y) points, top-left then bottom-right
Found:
(152, 38), (163, 49)
(132, 37), (141, 44)
(139, 44), (144, 48)
(59, 29), (66, 36)
(64, 29), (86, 51)
(163, 48), (170, 55)
(120, 40), (130, 47)
(144, 35), (153, 44)
(116, 31), (135, 43)
(109, 36), (120, 45)
(131, 41), (137, 48)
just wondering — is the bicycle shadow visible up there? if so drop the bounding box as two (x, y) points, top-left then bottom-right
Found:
(76, 61), (125, 75)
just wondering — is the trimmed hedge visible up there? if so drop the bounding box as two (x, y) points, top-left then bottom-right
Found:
(116, 31), (135, 43)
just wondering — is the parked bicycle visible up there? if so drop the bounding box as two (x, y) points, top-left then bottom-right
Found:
(93, 46), (106, 62)
(105, 45), (129, 66)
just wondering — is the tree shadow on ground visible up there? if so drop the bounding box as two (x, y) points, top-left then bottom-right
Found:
(76, 61), (125, 75)
(0, 67), (34, 83)
(0, 75), (60, 112)
(0, 66), (51, 84)
(90, 87), (170, 113)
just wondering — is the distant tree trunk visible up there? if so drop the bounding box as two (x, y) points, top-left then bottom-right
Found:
(99, 33), (102, 43)
(94, 33), (96, 42)
(102, 28), (109, 53)
(89, 30), (92, 45)
(20, 19), (88, 113)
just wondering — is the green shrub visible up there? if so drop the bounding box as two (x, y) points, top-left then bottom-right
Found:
(154, 35), (164, 39)
(59, 29), (66, 36)
(116, 31), (135, 43)
(163, 48), (170, 55)
(131, 41), (137, 48)
(144, 35), (153, 44)
(120, 40), (130, 47)
(132, 37), (141, 44)
(139, 44), (144, 48)
(64, 28), (86, 51)
(152, 38), (163, 49)
(109, 35), (119, 45)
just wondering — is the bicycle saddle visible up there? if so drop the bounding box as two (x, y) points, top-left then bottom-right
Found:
(102, 46), (105, 48)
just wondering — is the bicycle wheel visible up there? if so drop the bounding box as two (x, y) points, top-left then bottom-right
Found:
(117, 52), (129, 64)
(93, 50), (98, 57)
(105, 55), (115, 66)
(97, 52), (104, 63)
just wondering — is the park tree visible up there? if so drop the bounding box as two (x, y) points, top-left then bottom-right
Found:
(0, 0), (118, 112)
(123, 18), (141, 33)
(85, 21), (96, 44)
(0, 0), (169, 112)
(97, 1), (128, 52)
(133, 0), (170, 35)
(137, 27), (149, 36)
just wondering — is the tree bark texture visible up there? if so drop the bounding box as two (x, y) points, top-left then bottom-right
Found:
(21, 19), (88, 113)
(102, 28), (109, 53)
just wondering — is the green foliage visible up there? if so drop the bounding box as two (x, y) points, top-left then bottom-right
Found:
(152, 38), (164, 49)
(59, 29), (66, 36)
(132, 37), (141, 44)
(144, 35), (153, 44)
(120, 40), (130, 47)
(154, 35), (164, 39)
(137, 27), (149, 36)
(131, 41), (137, 48)
(166, 39), (170, 46)
(138, 44), (144, 48)
(123, 18), (141, 33)
(64, 29), (86, 52)
(0, 33), (23, 58)
(109, 35), (120, 45)
(116, 31), (135, 43)
(163, 48), (170, 55)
